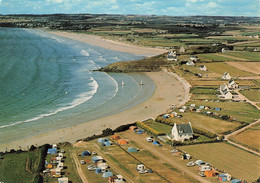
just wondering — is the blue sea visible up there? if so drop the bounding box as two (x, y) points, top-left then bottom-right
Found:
(0, 28), (155, 144)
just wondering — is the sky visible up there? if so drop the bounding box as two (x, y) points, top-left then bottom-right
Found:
(0, 0), (259, 16)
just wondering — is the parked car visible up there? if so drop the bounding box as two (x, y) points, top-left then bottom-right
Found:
(146, 137), (153, 142)
(186, 161), (195, 167)
(80, 160), (86, 165)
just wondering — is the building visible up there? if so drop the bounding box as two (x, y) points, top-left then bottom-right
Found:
(186, 61), (195, 66)
(179, 45), (186, 52)
(167, 51), (178, 61)
(221, 48), (230, 53)
(219, 84), (233, 99)
(199, 65), (207, 71)
(190, 55), (199, 62)
(171, 122), (193, 141)
(222, 72), (231, 80)
(228, 79), (238, 89)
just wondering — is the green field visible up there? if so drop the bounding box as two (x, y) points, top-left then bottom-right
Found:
(224, 51), (260, 61)
(204, 62), (255, 77)
(186, 101), (260, 123)
(197, 53), (235, 62)
(143, 119), (172, 135)
(240, 89), (260, 102)
(231, 122), (260, 151)
(0, 149), (41, 183)
(178, 143), (260, 182)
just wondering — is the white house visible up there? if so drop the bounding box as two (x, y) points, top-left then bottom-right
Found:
(179, 45), (186, 52)
(186, 61), (195, 66)
(190, 55), (199, 62)
(222, 72), (231, 80)
(167, 50), (178, 61)
(228, 79), (238, 89)
(171, 122), (193, 141)
(219, 84), (233, 99)
(199, 65), (207, 71)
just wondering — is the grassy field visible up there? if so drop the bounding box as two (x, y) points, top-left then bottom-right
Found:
(178, 143), (260, 182)
(0, 149), (41, 183)
(190, 80), (255, 87)
(43, 144), (82, 183)
(204, 62), (256, 77)
(240, 89), (260, 102)
(197, 53), (235, 62)
(224, 51), (260, 61)
(143, 119), (172, 135)
(186, 101), (260, 123)
(231, 122), (260, 151)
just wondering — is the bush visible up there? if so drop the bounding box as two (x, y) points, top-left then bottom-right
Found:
(113, 123), (136, 132)
(193, 127), (217, 138)
(136, 121), (165, 136)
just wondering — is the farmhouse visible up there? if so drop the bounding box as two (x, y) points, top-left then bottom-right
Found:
(199, 65), (207, 71)
(228, 79), (238, 89)
(171, 122), (193, 141)
(219, 84), (233, 99)
(190, 55), (199, 62)
(186, 61), (195, 66)
(222, 72), (231, 80)
(167, 54), (178, 61)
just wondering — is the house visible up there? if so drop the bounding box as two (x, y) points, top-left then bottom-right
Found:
(179, 45), (186, 52)
(219, 84), (233, 99)
(199, 65), (207, 71)
(58, 177), (69, 183)
(186, 61), (195, 66)
(222, 72), (231, 80)
(228, 79), (238, 89)
(109, 175), (124, 183)
(190, 55), (199, 62)
(171, 122), (193, 141)
(221, 48), (230, 53)
(167, 55), (178, 61)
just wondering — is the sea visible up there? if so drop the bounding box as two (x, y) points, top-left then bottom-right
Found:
(0, 27), (155, 144)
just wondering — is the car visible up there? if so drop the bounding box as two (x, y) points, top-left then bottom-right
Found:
(80, 160), (86, 165)
(199, 172), (206, 177)
(171, 149), (178, 153)
(146, 137), (153, 142)
(186, 161), (195, 167)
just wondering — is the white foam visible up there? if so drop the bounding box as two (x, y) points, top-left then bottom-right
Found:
(0, 77), (98, 129)
(81, 50), (89, 56)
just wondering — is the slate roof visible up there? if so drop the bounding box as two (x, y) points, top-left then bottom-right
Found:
(176, 123), (193, 134)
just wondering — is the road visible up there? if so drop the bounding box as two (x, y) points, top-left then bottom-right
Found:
(71, 152), (89, 183)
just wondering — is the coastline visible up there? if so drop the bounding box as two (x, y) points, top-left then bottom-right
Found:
(47, 31), (167, 57)
(0, 32), (190, 151)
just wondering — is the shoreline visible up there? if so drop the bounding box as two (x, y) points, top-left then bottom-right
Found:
(0, 32), (190, 151)
(47, 30), (167, 57)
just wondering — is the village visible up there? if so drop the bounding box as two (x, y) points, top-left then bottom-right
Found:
(0, 15), (259, 183)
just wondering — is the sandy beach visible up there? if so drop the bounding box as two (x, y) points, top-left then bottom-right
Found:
(48, 31), (167, 57)
(0, 32), (190, 151)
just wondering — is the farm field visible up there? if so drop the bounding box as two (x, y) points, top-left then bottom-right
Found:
(178, 143), (260, 182)
(231, 122), (260, 152)
(185, 101), (260, 123)
(223, 51), (260, 61)
(226, 62), (260, 75)
(240, 89), (260, 102)
(0, 149), (41, 183)
(197, 53), (236, 62)
(189, 80), (255, 87)
(204, 62), (256, 77)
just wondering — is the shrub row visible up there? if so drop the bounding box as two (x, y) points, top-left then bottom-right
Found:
(166, 138), (221, 146)
(222, 123), (248, 135)
(78, 128), (114, 142)
(136, 121), (165, 136)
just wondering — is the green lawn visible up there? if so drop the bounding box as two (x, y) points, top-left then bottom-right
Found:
(0, 149), (41, 183)
(205, 62), (256, 77)
(197, 53), (235, 62)
(178, 143), (260, 182)
(224, 51), (260, 61)
(240, 89), (260, 102)
(143, 119), (172, 135)
(186, 101), (260, 123)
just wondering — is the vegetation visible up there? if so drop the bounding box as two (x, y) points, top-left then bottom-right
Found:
(240, 89), (260, 102)
(136, 121), (165, 136)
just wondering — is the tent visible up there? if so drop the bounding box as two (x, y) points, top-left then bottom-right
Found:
(102, 171), (113, 178)
(215, 108), (221, 111)
(102, 141), (112, 147)
(195, 160), (204, 166)
(153, 140), (161, 146)
(47, 148), (57, 154)
(81, 150), (91, 156)
(112, 135), (121, 140)
(137, 130), (144, 134)
(92, 156), (104, 163)
(231, 179), (242, 183)
(95, 167), (102, 174)
(129, 126), (137, 131)
(219, 174), (228, 182)
(98, 138), (109, 143)
(204, 170), (216, 177)
(128, 147), (138, 152)
(118, 139), (128, 145)
(58, 177), (69, 183)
